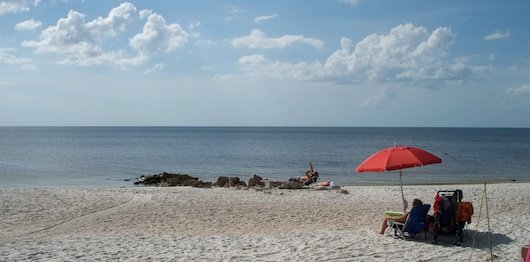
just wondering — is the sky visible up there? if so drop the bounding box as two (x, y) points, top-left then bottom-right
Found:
(0, 0), (529, 127)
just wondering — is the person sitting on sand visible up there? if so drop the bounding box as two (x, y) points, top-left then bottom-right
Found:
(299, 170), (318, 184)
(379, 198), (423, 234)
(288, 169), (319, 185)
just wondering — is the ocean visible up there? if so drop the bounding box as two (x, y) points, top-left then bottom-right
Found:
(1, 127), (529, 188)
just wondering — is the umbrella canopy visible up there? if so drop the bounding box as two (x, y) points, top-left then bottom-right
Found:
(355, 145), (442, 212)
(355, 145), (442, 172)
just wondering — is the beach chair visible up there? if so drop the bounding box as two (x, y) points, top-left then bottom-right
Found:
(389, 204), (431, 240)
(433, 190), (473, 245)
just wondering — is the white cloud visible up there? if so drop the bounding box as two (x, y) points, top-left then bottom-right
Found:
(238, 54), (322, 80)
(254, 14), (278, 24)
(0, 48), (36, 70)
(87, 2), (137, 39)
(20, 3), (190, 67)
(130, 13), (189, 54)
(231, 29), (324, 50)
(339, 0), (359, 6)
(0, 0), (40, 15)
(189, 20), (201, 30)
(145, 62), (165, 73)
(22, 2), (139, 66)
(187, 21), (201, 38)
(484, 29), (510, 41)
(139, 9), (152, 19)
(507, 84), (530, 96)
(14, 18), (41, 31)
(238, 54), (266, 64)
(237, 23), (474, 85)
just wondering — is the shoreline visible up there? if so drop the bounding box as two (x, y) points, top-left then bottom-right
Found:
(2, 179), (528, 190)
(1, 183), (529, 261)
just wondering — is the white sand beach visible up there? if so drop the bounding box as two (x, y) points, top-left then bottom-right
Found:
(1, 183), (528, 261)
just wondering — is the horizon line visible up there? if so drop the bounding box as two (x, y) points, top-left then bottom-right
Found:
(1, 125), (529, 129)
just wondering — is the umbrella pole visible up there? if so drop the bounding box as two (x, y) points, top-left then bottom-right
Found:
(399, 170), (407, 213)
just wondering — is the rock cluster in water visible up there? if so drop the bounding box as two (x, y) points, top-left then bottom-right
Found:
(134, 172), (212, 188)
(133, 173), (308, 190)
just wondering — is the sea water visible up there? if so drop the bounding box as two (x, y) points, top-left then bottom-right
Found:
(1, 127), (529, 188)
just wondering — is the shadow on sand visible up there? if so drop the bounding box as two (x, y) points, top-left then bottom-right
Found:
(402, 230), (512, 249)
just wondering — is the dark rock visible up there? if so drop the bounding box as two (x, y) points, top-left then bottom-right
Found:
(278, 181), (303, 189)
(142, 174), (162, 185)
(277, 183), (288, 189)
(248, 174), (264, 187)
(215, 176), (247, 187)
(191, 180), (212, 188)
(182, 179), (197, 186)
(270, 181), (284, 187)
(263, 180), (284, 188)
(230, 177), (247, 187)
(233, 177), (247, 187)
(164, 173), (198, 186)
(136, 172), (199, 187)
(216, 176), (229, 187)
(229, 177), (240, 187)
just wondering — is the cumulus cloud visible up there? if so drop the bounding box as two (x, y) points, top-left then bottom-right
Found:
(254, 14), (278, 24)
(231, 29), (324, 50)
(22, 2), (138, 65)
(237, 23), (474, 85)
(87, 2), (137, 39)
(484, 29), (510, 41)
(0, 48), (36, 70)
(21, 2), (189, 67)
(14, 18), (41, 31)
(138, 9), (152, 19)
(130, 12), (189, 54)
(0, 0), (40, 15)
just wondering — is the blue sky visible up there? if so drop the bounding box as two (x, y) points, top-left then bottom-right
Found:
(1, 0), (529, 127)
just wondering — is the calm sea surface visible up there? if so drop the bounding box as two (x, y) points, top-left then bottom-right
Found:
(1, 127), (529, 188)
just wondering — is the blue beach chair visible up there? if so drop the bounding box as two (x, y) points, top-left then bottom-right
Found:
(389, 204), (431, 240)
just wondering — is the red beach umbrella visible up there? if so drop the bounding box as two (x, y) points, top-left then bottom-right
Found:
(355, 145), (442, 212)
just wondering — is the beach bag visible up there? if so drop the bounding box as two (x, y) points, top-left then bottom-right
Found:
(456, 202), (474, 223)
